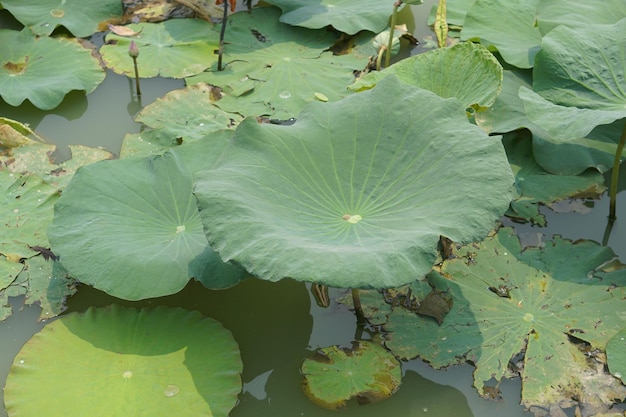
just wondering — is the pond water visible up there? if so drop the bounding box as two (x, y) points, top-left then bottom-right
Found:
(1, 2), (625, 417)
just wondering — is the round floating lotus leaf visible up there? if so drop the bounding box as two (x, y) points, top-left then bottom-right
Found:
(100, 19), (219, 78)
(4, 305), (243, 417)
(0, 29), (105, 110)
(48, 152), (245, 300)
(194, 76), (515, 288)
(1, 0), (123, 37)
(301, 341), (402, 409)
(607, 329), (626, 384)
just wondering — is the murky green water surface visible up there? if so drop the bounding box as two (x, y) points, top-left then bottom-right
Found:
(2, 2), (625, 416)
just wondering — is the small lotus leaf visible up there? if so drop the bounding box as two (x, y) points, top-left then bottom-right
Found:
(135, 83), (242, 140)
(0, 29), (105, 110)
(48, 152), (245, 300)
(263, 0), (404, 34)
(100, 19), (219, 78)
(351, 41), (503, 112)
(194, 76), (514, 289)
(301, 341), (401, 409)
(383, 228), (626, 413)
(0, 171), (59, 261)
(186, 7), (368, 119)
(461, 0), (541, 69)
(1, 0), (123, 37)
(4, 305), (243, 417)
(607, 329), (626, 383)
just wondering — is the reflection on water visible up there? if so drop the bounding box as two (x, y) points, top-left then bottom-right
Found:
(0, 71), (183, 161)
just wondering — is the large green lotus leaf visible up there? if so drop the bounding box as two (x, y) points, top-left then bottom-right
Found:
(186, 7), (368, 119)
(48, 152), (244, 300)
(119, 130), (175, 159)
(193, 76), (515, 288)
(607, 329), (626, 384)
(135, 83), (243, 141)
(536, 0), (626, 34)
(1, 0), (123, 37)
(0, 29), (105, 110)
(4, 305), (243, 417)
(460, 0), (541, 69)
(533, 20), (626, 112)
(262, 0), (406, 34)
(0, 171), (59, 261)
(100, 19), (219, 78)
(504, 133), (606, 225)
(301, 341), (402, 409)
(350, 41), (502, 112)
(383, 228), (626, 412)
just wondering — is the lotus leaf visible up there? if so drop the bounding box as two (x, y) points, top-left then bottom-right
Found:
(350, 41), (503, 112)
(607, 330), (626, 384)
(519, 19), (626, 174)
(0, 117), (46, 148)
(461, 0), (541, 69)
(0, 171), (59, 261)
(536, 0), (626, 34)
(186, 7), (368, 119)
(48, 152), (245, 300)
(0, 29), (105, 110)
(1, 0), (123, 37)
(193, 76), (514, 289)
(382, 228), (626, 413)
(4, 305), (243, 417)
(262, 0), (406, 34)
(100, 19), (219, 78)
(301, 341), (401, 409)
(135, 83), (242, 141)
(504, 133), (606, 225)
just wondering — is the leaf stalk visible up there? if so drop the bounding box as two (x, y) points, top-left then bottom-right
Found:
(609, 121), (626, 220)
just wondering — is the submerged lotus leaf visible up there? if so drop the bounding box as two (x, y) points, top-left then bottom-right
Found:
(301, 341), (402, 409)
(262, 0), (405, 34)
(4, 305), (243, 417)
(0, 29), (105, 110)
(135, 83), (242, 141)
(1, 0), (123, 37)
(193, 76), (514, 289)
(383, 228), (626, 413)
(461, 0), (541, 69)
(100, 19), (219, 78)
(48, 152), (245, 300)
(504, 133), (606, 225)
(351, 41), (503, 112)
(186, 7), (368, 119)
(607, 329), (626, 383)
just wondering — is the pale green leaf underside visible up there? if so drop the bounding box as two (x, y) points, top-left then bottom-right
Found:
(351, 41), (503, 111)
(4, 305), (242, 417)
(194, 76), (514, 289)
(461, 0), (541, 69)
(0, 29), (105, 110)
(1, 0), (122, 37)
